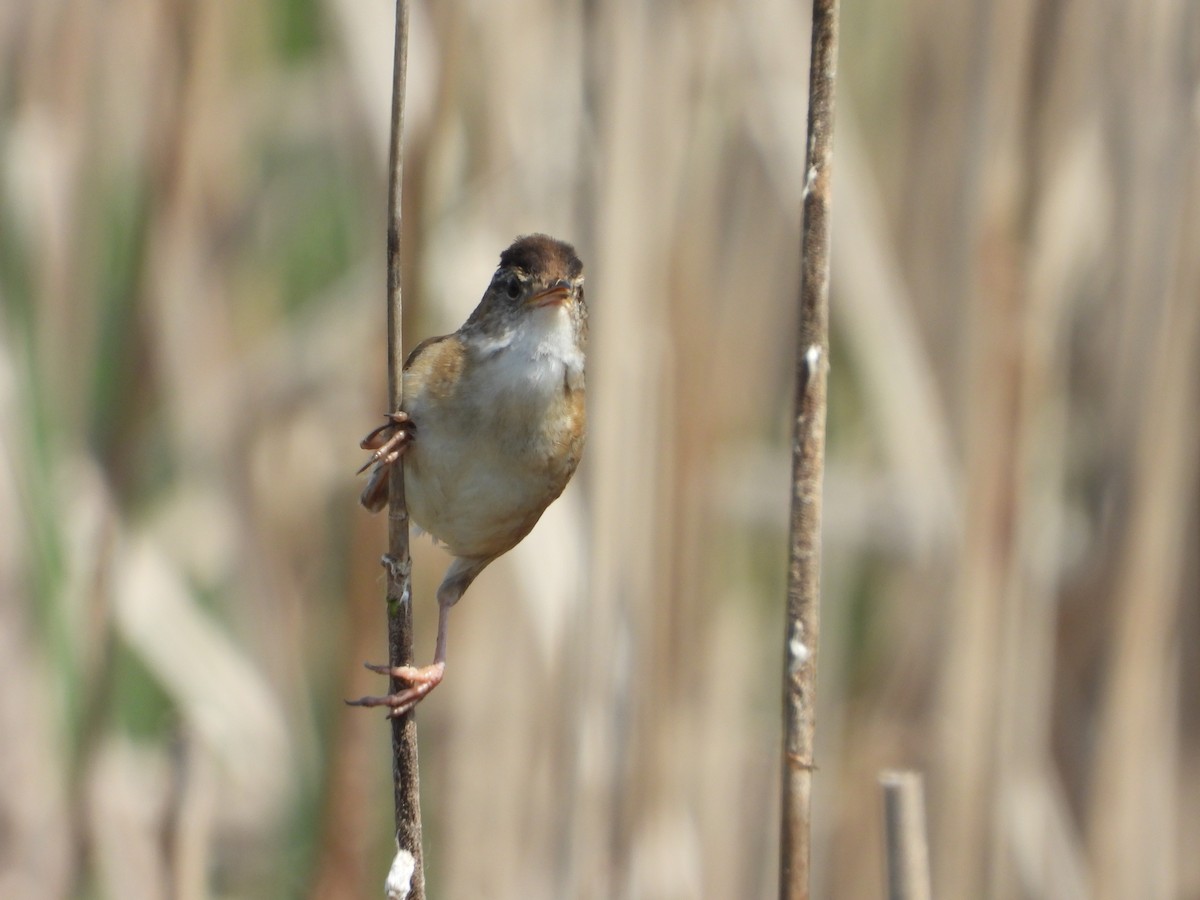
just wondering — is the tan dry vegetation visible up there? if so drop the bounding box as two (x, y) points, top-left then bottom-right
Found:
(0, 0), (1197, 898)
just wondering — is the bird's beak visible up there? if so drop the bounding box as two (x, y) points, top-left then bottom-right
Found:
(528, 280), (572, 308)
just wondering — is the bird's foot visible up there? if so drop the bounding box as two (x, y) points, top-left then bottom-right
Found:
(357, 411), (413, 474)
(358, 412), (414, 511)
(345, 661), (446, 718)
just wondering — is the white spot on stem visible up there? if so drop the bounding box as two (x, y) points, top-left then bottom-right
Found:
(385, 849), (415, 899)
(803, 164), (818, 199)
(805, 344), (822, 375)
(790, 638), (810, 669)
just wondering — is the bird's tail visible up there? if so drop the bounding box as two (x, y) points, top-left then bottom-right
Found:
(360, 464), (390, 512)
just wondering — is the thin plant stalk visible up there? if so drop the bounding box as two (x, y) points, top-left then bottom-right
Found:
(383, 1), (425, 896)
(780, 0), (840, 897)
(880, 770), (933, 900)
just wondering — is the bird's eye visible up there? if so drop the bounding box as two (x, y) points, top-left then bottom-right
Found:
(505, 277), (522, 299)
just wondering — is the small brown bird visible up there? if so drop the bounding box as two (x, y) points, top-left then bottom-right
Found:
(349, 234), (586, 716)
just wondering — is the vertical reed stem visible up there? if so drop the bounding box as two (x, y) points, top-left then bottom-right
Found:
(780, 1), (840, 897)
(880, 770), (933, 900)
(384, 1), (424, 897)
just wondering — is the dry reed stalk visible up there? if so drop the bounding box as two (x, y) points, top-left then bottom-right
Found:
(564, 3), (676, 895)
(381, 1), (425, 896)
(879, 770), (932, 900)
(781, 1), (840, 897)
(984, 4), (1081, 895)
(1087, 134), (1200, 900)
(930, 0), (1038, 894)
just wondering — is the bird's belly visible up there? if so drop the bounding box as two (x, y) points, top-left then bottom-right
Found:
(403, 420), (574, 560)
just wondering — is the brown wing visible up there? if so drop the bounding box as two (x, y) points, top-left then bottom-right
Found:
(403, 333), (454, 371)
(402, 333), (467, 405)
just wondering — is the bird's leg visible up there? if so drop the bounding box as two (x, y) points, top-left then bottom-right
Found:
(346, 594), (452, 718)
(346, 558), (486, 717)
(356, 411), (412, 474)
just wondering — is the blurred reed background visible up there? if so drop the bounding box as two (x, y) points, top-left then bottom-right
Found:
(1, 0), (1197, 898)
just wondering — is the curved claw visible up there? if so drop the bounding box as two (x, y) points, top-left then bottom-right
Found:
(357, 412), (414, 474)
(360, 412), (411, 449)
(345, 661), (446, 718)
(356, 441), (407, 475)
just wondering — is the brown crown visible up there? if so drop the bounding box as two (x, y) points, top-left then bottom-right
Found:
(499, 234), (583, 282)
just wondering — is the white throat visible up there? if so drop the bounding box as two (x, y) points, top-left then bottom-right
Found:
(474, 305), (583, 387)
